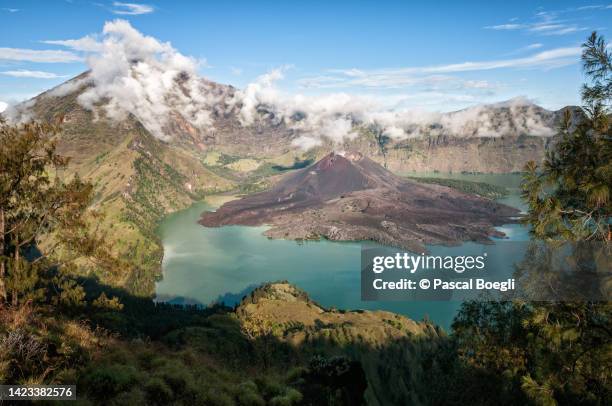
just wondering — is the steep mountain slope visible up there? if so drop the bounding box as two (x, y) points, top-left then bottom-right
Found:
(340, 131), (554, 173)
(3, 71), (317, 294)
(6, 75), (237, 294)
(201, 152), (519, 251)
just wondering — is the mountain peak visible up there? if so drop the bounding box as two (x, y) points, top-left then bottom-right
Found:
(333, 150), (364, 161)
(314, 151), (364, 173)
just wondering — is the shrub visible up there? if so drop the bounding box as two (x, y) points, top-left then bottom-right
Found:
(153, 359), (196, 395)
(269, 389), (303, 406)
(236, 381), (265, 406)
(81, 364), (140, 400)
(144, 377), (173, 404)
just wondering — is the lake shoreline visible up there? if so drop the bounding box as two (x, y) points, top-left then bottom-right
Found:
(155, 173), (528, 331)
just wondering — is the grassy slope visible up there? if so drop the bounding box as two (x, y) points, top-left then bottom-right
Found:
(77, 129), (234, 295)
(27, 86), (236, 294)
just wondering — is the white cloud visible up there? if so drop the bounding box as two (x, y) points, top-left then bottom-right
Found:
(300, 73), (498, 91)
(2, 8), (19, 12)
(436, 98), (555, 138)
(416, 47), (580, 73)
(292, 135), (322, 150)
(231, 66), (291, 125)
(231, 67), (556, 149)
(45, 77), (90, 98)
(383, 126), (406, 139)
(45, 19), (224, 140)
(0, 47), (82, 63)
(578, 5), (611, 11)
(519, 43), (544, 52)
(298, 46), (579, 93)
(1, 70), (67, 79)
(485, 24), (525, 30)
(230, 66), (242, 76)
(0, 101), (7, 113)
(530, 25), (587, 36)
(41, 36), (104, 52)
(319, 117), (356, 143)
(485, 9), (590, 36)
(111, 2), (154, 15)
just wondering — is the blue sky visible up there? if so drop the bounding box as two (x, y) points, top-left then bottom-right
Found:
(0, 0), (610, 112)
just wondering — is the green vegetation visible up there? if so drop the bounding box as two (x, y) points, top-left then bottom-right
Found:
(437, 31), (611, 405)
(408, 176), (509, 199)
(251, 157), (315, 178)
(202, 155), (316, 196)
(0, 31), (609, 406)
(0, 120), (124, 306)
(216, 153), (242, 166)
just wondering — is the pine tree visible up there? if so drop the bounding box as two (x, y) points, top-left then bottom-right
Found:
(0, 120), (118, 307)
(452, 32), (612, 405)
(522, 32), (611, 242)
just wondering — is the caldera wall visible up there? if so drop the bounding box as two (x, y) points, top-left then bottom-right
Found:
(338, 134), (552, 174)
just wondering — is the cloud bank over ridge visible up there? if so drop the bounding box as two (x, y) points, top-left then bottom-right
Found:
(8, 20), (557, 147)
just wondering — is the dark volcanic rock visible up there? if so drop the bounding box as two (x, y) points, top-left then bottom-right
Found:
(200, 152), (520, 251)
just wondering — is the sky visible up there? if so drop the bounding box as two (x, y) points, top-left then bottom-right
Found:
(0, 0), (610, 113)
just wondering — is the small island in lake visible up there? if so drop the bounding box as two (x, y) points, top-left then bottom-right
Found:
(200, 151), (519, 251)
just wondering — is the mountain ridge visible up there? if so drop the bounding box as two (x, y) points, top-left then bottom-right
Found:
(4, 71), (571, 145)
(2, 71), (575, 174)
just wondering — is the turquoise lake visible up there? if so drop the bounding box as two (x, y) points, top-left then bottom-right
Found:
(155, 173), (530, 331)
